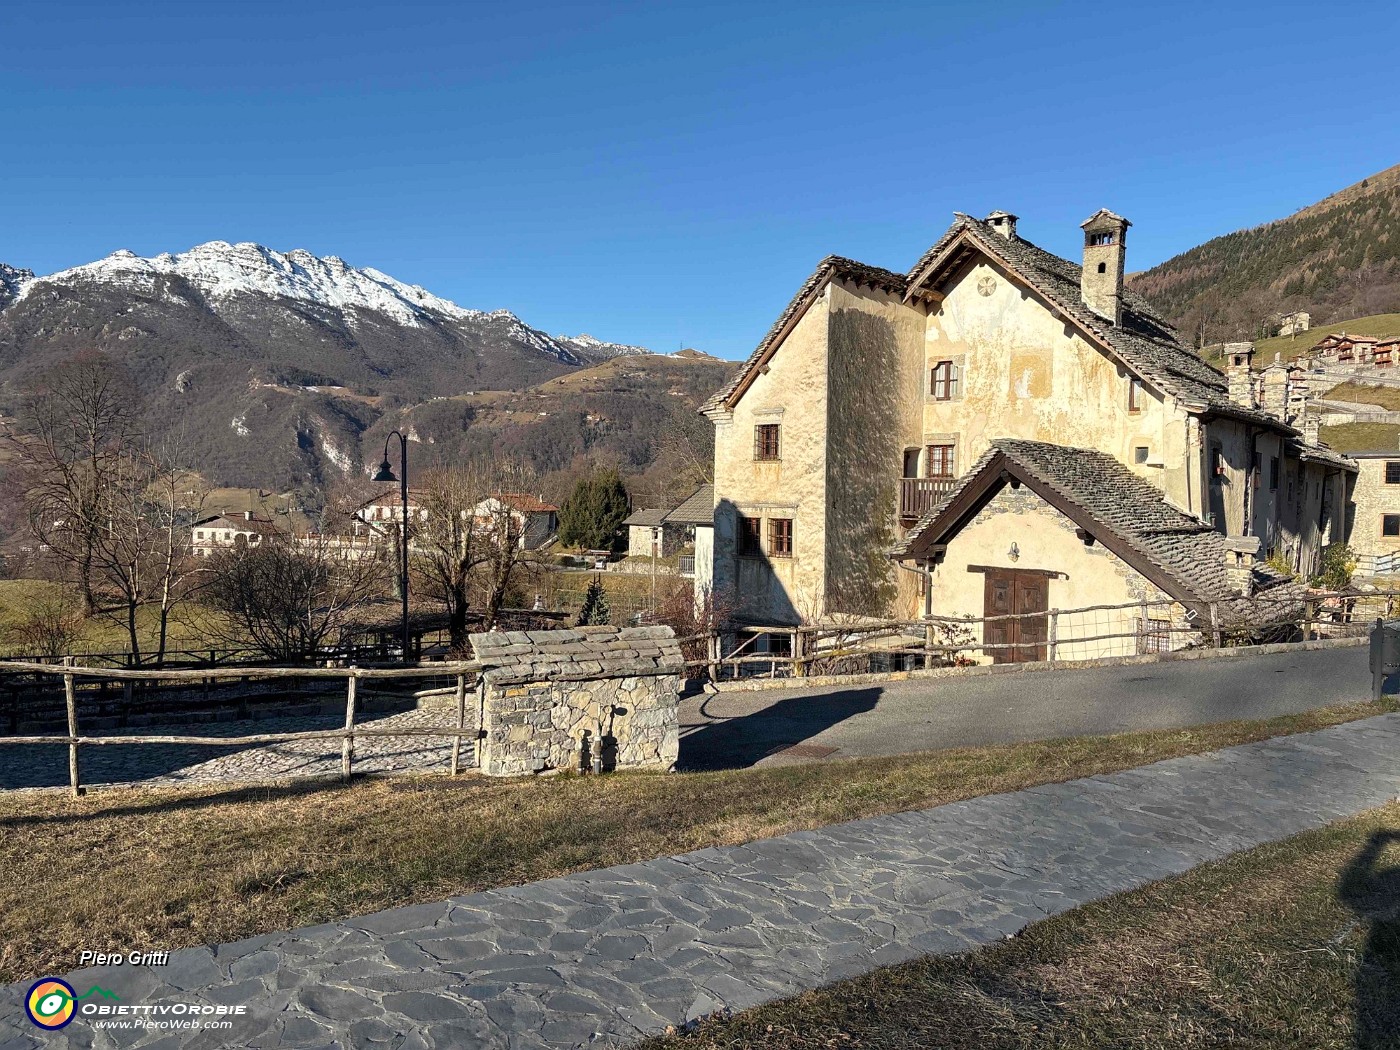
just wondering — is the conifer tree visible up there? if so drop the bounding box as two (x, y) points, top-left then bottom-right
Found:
(576, 574), (612, 626)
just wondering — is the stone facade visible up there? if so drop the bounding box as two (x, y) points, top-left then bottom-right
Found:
(703, 211), (1355, 625)
(929, 486), (1186, 661)
(469, 626), (682, 777)
(1347, 453), (1400, 576)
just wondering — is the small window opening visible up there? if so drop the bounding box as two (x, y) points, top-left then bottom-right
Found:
(1097, 262), (1107, 273)
(1134, 446), (1149, 464)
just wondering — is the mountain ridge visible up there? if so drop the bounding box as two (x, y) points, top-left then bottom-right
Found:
(1128, 163), (1400, 345)
(0, 240), (710, 493)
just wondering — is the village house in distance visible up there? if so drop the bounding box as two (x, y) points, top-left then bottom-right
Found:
(698, 209), (1359, 658)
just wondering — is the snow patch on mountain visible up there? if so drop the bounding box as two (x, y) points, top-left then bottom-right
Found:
(0, 263), (35, 308)
(554, 333), (653, 361)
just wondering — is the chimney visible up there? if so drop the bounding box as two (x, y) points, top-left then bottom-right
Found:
(984, 210), (1018, 240)
(244, 510), (253, 521)
(1302, 412), (1320, 445)
(1224, 342), (1256, 408)
(1079, 209), (1130, 325)
(1222, 536), (1261, 597)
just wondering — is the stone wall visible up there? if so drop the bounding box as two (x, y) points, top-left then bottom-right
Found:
(469, 626), (682, 777)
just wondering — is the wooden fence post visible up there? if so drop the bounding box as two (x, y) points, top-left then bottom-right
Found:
(924, 621), (936, 671)
(450, 673), (467, 776)
(341, 668), (357, 783)
(792, 628), (806, 678)
(1047, 611), (1058, 667)
(707, 632), (720, 682)
(1210, 601), (1222, 648)
(63, 656), (81, 798)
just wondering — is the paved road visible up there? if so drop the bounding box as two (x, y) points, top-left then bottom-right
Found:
(679, 643), (1374, 769)
(5, 713), (1398, 1049)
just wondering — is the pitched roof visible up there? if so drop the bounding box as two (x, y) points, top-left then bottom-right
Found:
(894, 439), (1295, 613)
(903, 215), (1289, 430)
(700, 255), (907, 414)
(702, 211), (1292, 433)
(623, 507), (668, 527)
(493, 492), (558, 514)
(664, 483), (715, 525)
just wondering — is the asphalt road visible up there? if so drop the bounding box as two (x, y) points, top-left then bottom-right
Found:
(678, 643), (1376, 770)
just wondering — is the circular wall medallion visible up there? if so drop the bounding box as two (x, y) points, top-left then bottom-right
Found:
(977, 275), (997, 297)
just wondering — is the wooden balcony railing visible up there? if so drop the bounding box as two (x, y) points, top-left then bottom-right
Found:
(900, 476), (958, 520)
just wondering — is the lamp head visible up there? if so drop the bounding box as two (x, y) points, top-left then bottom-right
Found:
(372, 460), (397, 483)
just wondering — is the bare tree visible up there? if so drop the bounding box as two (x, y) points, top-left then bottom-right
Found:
(202, 527), (385, 662)
(412, 465), (490, 648)
(472, 466), (547, 631)
(85, 449), (209, 665)
(4, 585), (84, 659)
(7, 354), (139, 614)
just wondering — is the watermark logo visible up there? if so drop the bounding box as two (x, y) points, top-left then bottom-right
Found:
(24, 979), (120, 1029)
(26, 979), (77, 1029)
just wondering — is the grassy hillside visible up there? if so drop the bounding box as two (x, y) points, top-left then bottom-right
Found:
(1198, 312), (1400, 369)
(1319, 422), (1400, 454)
(1130, 163), (1400, 346)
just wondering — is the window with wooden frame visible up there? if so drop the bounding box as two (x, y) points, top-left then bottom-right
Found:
(1386, 461), (1400, 485)
(768, 517), (793, 557)
(1384, 515), (1400, 538)
(926, 443), (956, 478)
(739, 515), (763, 555)
(1210, 446), (1226, 481)
(753, 423), (781, 461)
(1127, 376), (1143, 413)
(929, 360), (960, 401)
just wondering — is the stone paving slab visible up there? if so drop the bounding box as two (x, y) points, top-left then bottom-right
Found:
(4, 714), (1400, 1049)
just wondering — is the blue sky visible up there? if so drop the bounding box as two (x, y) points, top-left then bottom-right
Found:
(2, 0), (1398, 359)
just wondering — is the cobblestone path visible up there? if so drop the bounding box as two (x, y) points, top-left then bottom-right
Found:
(0, 707), (471, 790)
(3, 714), (1399, 1049)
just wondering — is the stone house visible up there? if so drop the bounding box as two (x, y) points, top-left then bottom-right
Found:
(1345, 451), (1400, 576)
(1278, 311), (1311, 337)
(622, 484), (713, 563)
(700, 208), (1355, 639)
(893, 439), (1300, 660)
(623, 507), (672, 558)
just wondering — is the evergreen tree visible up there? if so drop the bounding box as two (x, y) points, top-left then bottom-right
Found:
(557, 468), (630, 550)
(576, 574), (612, 626)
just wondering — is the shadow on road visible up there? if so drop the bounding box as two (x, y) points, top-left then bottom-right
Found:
(1338, 829), (1400, 1049)
(679, 687), (882, 771)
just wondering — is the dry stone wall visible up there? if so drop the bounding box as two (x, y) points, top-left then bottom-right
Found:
(468, 625), (682, 777)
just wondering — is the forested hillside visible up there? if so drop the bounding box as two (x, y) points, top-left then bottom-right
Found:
(1130, 163), (1400, 346)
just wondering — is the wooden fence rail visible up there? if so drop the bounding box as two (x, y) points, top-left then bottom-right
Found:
(0, 659), (482, 797)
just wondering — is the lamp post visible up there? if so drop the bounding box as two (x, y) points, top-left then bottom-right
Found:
(373, 431), (411, 662)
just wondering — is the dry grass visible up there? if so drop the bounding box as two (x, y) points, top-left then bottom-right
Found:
(1324, 381), (1400, 411)
(655, 802), (1400, 1049)
(1319, 422), (1400, 454)
(0, 698), (1392, 984)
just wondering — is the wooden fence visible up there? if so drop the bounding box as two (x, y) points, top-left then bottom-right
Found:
(689, 589), (1393, 681)
(0, 660), (482, 797)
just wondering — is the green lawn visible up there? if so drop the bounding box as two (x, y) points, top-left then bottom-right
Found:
(655, 802), (1400, 1049)
(0, 697), (1391, 985)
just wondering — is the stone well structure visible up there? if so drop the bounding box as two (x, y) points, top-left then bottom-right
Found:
(468, 625), (683, 777)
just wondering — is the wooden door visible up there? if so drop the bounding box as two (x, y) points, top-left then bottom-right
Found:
(983, 571), (1049, 664)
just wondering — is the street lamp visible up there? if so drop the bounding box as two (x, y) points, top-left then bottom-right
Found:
(373, 431), (411, 662)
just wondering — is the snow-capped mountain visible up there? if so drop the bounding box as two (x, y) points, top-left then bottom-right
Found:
(0, 240), (702, 491)
(19, 241), (582, 362)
